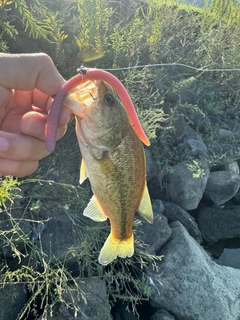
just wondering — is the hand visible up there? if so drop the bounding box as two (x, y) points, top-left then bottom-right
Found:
(0, 53), (72, 177)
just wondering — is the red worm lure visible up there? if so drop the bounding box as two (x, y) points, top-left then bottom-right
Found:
(45, 68), (150, 152)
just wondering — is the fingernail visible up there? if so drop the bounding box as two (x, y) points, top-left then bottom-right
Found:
(0, 137), (9, 152)
(24, 118), (34, 134)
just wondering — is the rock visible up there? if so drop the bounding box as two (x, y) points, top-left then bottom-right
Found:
(208, 115), (230, 130)
(47, 278), (112, 320)
(208, 143), (240, 163)
(178, 88), (200, 106)
(170, 115), (208, 159)
(39, 203), (105, 264)
(216, 248), (240, 269)
(204, 171), (240, 206)
(228, 161), (239, 174)
(233, 187), (240, 205)
(162, 201), (202, 243)
(40, 209), (76, 262)
(145, 148), (158, 181)
(147, 222), (240, 320)
(0, 284), (27, 320)
(185, 137), (208, 158)
(166, 161), (209, 210)
(151, 309), (176, 320)
(136, 200), (172, 255)
(113, 301), (139, 320)
(184, 125), (208, 159)
(198, 205), (240, 243)
(219, 128), (233, 139)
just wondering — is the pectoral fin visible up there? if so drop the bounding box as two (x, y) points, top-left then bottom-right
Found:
(79, 158), (88, 184)
(137, 184), (153, 224)
(83, 195), (107, 222)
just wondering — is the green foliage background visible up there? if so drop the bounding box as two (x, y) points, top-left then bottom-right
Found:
(1, 0), (240, 318)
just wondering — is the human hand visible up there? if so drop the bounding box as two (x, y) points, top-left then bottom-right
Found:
(0, 53), (72, 177)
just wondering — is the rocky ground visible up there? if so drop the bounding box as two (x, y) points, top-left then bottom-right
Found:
(1, 91), (240, 320)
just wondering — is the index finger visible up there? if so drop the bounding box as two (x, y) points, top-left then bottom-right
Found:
(0, 53), (65, 96)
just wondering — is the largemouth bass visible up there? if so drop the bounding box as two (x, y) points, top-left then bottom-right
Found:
(65, 79), (153, 265)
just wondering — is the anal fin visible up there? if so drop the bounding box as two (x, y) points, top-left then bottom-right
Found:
(137, 183), (153, 224)
(83, 195), (107, 222)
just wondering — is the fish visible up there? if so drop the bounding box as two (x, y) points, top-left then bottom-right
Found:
(64, 79), (153, 265)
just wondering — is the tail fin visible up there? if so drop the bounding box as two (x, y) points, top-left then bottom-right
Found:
(98, 233), (134, 266)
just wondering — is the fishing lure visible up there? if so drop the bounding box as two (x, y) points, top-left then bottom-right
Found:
(45, 68), (150, 152)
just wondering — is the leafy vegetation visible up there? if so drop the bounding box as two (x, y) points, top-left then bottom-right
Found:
(1, 0), (240, 318)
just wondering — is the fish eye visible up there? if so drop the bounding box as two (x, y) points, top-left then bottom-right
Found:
(103, 93), (115, 106)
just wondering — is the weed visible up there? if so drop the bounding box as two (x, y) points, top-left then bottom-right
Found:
(0, 176), (21, 208)
(187, 159), (206, 178)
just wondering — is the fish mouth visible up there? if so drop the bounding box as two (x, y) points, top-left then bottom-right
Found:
(64, 80), (101, 117)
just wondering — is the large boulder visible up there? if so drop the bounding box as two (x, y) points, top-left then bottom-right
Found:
(147, 222), (240, 320)
(46, 278), (112, 320)
(198, 205), (240, 243)
(216, 248), (240, 269)
(151, 309), (176, 320)
(135, 199), (172, 255)
(204, 171), (240, 206)
(166, 161), (209, 210)
(0, 284), (27, 320)
(162, 201), (202, 243)
(145, 148), (158, 181)
(38, 202), (106, 265)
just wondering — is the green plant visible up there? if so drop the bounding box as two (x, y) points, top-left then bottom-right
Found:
(0, 176), (21, 208)
(187, 159), (206, 178)
(75, 0), (113, 62)
(1, 258), (86, 319)
(69, 219), (163, 314)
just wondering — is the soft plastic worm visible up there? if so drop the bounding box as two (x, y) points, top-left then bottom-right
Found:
(45, 69), (150, 152)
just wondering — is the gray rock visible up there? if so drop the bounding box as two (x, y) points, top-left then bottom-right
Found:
(40, 210), (77, 262)
(216, 248), (240, 269)
(184, 125), (208, 159)
(198, 205), (240, 243)
(208, 143), (240, 163)
(228, 161), (239, 174)
(39, 203), (105, 264)
(47, 278), (112, 320)
(185, 138), (208, 158)
(147, 222), (240, 320)
(208, 115), (230, 130)
(204, 171), (240, 206)
(31, 222), (46, 242)
(170, 115), (208, 159)
(163, 201), (202, 243)
(113, 302), (139, 320)
(0, 284), (27, 320)
(151, 309), (176, 320)
(166, 161), (209, 210)
(233, 187), (240, 205)
(145, 148), (158, 181)
(219, 128), (233, 139)
(136, 200), (172, 255)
